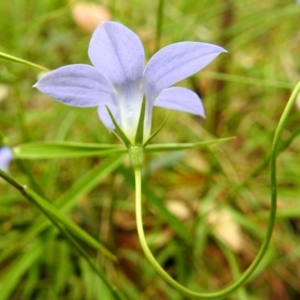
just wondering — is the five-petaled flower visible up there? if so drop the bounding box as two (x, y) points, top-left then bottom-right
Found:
(0, 146), (13, 172)
(34, 21), (226, 145)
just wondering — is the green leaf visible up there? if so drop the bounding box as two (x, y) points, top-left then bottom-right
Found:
(0, 240), (43, 300)
(26, 186), (117, 260)
(0, 168), (116, 261)
(202, 71), (295, 89)
(11, 137), (234, 160)
(0, 155), (125, 265)
(145, 137), (236, 152)
(13, 141), (126, 159)
(0, 51), (48, 71)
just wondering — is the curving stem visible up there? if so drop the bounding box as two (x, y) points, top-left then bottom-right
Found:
(133, 80), (300, 298)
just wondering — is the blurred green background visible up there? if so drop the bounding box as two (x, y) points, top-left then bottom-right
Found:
(0, 0), (300, 299)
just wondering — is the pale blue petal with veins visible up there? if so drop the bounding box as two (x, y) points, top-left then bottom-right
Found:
(0, 146), (13, 172)
(34, 21), (226, 144)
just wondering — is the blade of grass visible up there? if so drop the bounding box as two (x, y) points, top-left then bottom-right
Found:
(0, 154), (125, 265)
(0, 168), (116, 261)
(29, 195), (127, 300)
(0, 240), (43, 300)
(0, 51), (48, 71)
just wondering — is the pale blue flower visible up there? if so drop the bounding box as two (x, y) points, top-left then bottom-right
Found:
(34, 21), (226, 144)
(0, 146), (13, 172)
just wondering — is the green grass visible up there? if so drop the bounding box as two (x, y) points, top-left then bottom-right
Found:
(1, 0), (300, 299)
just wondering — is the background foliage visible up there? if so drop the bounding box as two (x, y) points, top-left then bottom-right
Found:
(0, 0), (300, 299)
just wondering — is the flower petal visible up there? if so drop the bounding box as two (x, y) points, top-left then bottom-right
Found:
(88, 21), (145, 87)
(144, 42), (226, 102)
(154, 87), (205, 117)
(0, 146), (13, 172)
(97, 103), (119, 130)
(33, 64), (115, 107)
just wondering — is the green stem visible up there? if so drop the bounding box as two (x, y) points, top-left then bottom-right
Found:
(134, 81), (300, 298)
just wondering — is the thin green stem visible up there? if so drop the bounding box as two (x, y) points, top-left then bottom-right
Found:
(134, 80), (300, 298)
(0, 51), (48, 71)
(154, 0), (164, 53)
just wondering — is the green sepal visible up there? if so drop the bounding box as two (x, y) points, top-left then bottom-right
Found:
(106, 105), (132, 148)
(145, 137), (236, 152)
(134, 98), (146, 145)
(0, 51), (48, 71)
(143, 115), (169, 148)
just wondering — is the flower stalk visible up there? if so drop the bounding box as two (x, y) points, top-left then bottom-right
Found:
(133, 81), (300, 298)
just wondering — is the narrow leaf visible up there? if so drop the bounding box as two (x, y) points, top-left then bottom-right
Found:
(0, 241), (43, 300)
(0, 155), (125, 265)
(145, 137), (236, 152)
(0, 168), (116, 261)
(0, 51), (48, 71)
(26, 187), (117, 260)
(13, 141), (126, 159)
